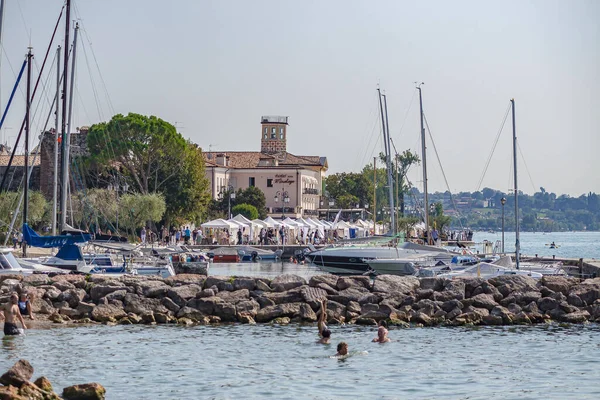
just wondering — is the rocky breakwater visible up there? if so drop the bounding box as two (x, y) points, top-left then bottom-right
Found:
(0, 359), (105, 399)
(2, 273), (600, 327)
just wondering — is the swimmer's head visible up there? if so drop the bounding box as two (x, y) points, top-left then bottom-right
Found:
(378, 320), (388, 328)
(337, 342), (348, 356)
(322, 328), (331, 338)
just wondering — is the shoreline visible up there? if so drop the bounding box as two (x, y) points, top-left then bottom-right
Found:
(1, 273), (599, 329)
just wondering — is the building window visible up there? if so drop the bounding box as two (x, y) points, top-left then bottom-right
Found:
(264, 133), (267, 139)
(249, 177), (255, 187)
(279, 127), (284, 139)
(267, 178), (273, 188)
(271, 127), (276, 139)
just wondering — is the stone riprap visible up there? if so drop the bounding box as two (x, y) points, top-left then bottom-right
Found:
(0, 359), (105, 400)
(2, 273), (600, 327)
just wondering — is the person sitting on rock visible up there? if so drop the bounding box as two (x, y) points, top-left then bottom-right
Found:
(18, 292), (34, 320)
(335, 342), (348, 356)
(0, 293), (27, 335)
(373, 320), (390, 343)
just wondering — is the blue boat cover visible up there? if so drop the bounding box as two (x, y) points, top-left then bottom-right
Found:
(55, 244), (84, 261)
(22, 223), (91, 248)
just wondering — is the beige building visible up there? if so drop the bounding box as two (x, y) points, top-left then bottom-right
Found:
(204, 116), (327, 219)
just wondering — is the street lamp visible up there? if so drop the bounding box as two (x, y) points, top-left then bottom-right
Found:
(274, 189), (290, 219)
(501, 197), (506, 253)
(219, 185), (235, 219)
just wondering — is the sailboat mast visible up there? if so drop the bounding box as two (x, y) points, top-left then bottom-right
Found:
(382, 94), (396, 235)
(23, 48), (32, 256)
(373, 156), (376, 234)
(60, 0), (71, 231)
(417, 84), (429, 242)
(63, 22), (79, 227)
(0, 0), (5, 112)
(52, 45), (61, 235)
(511, 98), (520, 269)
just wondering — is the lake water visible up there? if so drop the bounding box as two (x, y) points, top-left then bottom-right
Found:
(471, 231), (600, 259)
(1, 323), (599, 399)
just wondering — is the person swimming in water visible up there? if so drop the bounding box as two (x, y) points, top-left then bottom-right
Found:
(1, 293), (28, 335)
(336, 342), (348, 356)
(18, 292), (34, 320)
(317, 299), (330, 344)
(372, 320), (391, 343)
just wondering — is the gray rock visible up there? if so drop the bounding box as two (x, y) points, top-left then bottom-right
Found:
(541, 276), (574, 295)
(103, 290), (128, 303)
(372, 275), (419, 295)
(482, 314), (504, 325)
(43, 286), (62, 301)
(216, 281), (234, 292)
(567, 293), (585, 308)
(501, 291), (541, 307)
(124, 293), (170, 315)
(161, 297), (181, 314)
(58, 288), (87, 308)
(419, 277), (445, 292)
(300, 286), (328, 309)
(470, 294), (498, 311)
(336, 276), (371, 291)
(216, 289), (250, 304)
(558, 301), (579, 314)
(233, 278), (256, 291)
(326, 300), (346, 321)
(52, 280), (76, 291)
(488, 275), (538, 297)
(347, 301), (361, 314)
(463, 278), (485, 297)
(176, 306), (206, 321)
(76, 302), (95, 314)
(441, 299), (464, 313)
(446, 307), (462, 320)
(236, 300), (260, 317)
(255, 296), (276, 309)
(309, 275), (339, 289)
(416, 289), (434, 300)
(91, 304), (127, 322)
(513, 311), (532, 325)
(271, 274), (307, 292)
(213, 302), (237, 321)
(537, 297), (559, 312)
(186, 296), (224, 315)
(263, 287), (305, 304)
(197, 289), (216, 298)
(256, 280), (272, 292)
(203, 276), (231, 289)
(90, 283), (127, 303)
(0, 359), (34, 387)
(490, 306), (514, 324)
(167, 284), (203, 307)
(315, 282), (338, 295)
(255, 303), (303, 323)
(507, 303), (523, 314)
(559, 310), (590, 323)
(358, 293), (381, 305)
(522, 301), (539, 313)
(299, 303), (317, 321)
(568, 282), (600, 306)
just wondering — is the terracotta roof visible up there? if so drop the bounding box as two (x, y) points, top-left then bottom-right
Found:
(203, 151), (325, 169)
(0, 155), (41, 167)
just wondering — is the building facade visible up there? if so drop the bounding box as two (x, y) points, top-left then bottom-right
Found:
(204, 116), (327, 219)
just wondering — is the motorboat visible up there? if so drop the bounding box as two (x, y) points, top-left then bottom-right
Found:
(1, 248), (66, 275)
(235, 246), (282, 262)
(208, 247), (240, 263)
(306, 241), (457, 275)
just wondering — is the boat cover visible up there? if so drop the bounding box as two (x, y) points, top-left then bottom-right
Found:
(22, 223), (91, 248)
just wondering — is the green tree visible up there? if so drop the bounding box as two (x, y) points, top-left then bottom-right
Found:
(234, 187), (268, 219)
(85, 113), (210, 223)
(0, 191), (48, 229)
(232, 203), (259, 220)
(117, 193), (166, 233)
(431, 202), (452, 231)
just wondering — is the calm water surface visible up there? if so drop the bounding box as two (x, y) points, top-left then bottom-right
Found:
(471, 231), (600, 259)
(1, 324), (598, 399)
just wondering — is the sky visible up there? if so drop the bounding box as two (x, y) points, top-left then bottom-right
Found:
(1, 0), (598, 196)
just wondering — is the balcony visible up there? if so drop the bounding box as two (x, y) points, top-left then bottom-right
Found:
(303, 188), (320, 195)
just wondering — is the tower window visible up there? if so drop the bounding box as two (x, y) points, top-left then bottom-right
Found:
(249, 177), (256, 187)
(271, 128), (276, 139)
(279, 127), (284, 139)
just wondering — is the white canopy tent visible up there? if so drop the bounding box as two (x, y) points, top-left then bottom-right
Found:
(200, 219), (239, 244)
(231, 214), (261, 244)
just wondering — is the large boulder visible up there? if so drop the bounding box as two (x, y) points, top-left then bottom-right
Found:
(300, 286), (328, 309)
(62, 383), (106, 400)
(568, 282), (600, 306)
(329, 287), (370, 305)
(213, 302), (237, 322)
(298, 303), (317, 321)
(161, 297), (181, 314)
(0, 359), (34, 388)
(176, 306), (206, 321)
(255, 303), (303, 322)
(309, 275), (338, 289)
(336, 276), (371, 291)
(372, 275), (419, 295)
(270, 275), (307, 292)
(43, 286), (63, 301)
(419, 277), (445, 292)
(203, 276), (232, 290)
(216, 289), (250, 304)
(541, 276), (575, 295)
(23, 274), (51, 287)
(167, 284), (203, 307)
(90, 283), (127, 303)
(263, 287), (305, 305)
(537, 297), (559, 312)
(359, 303), (390, 321)
(488, 275), (538, 298)
(91, 304), (126, 323)
(500, 291), (542, 307)
(233, 278), (256, 291)
(123, 294), (170, 315)
(186, 296), (224, 315)
(559, 310), (590, 323)
(235, 300), (260, 317)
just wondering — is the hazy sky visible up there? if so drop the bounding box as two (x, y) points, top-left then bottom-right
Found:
(1, 0), (598, 196)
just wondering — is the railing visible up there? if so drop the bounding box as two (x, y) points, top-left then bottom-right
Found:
(303, 188), (320, 195)
(303, 209), (318, 216)
(261, 116), (288, 124)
